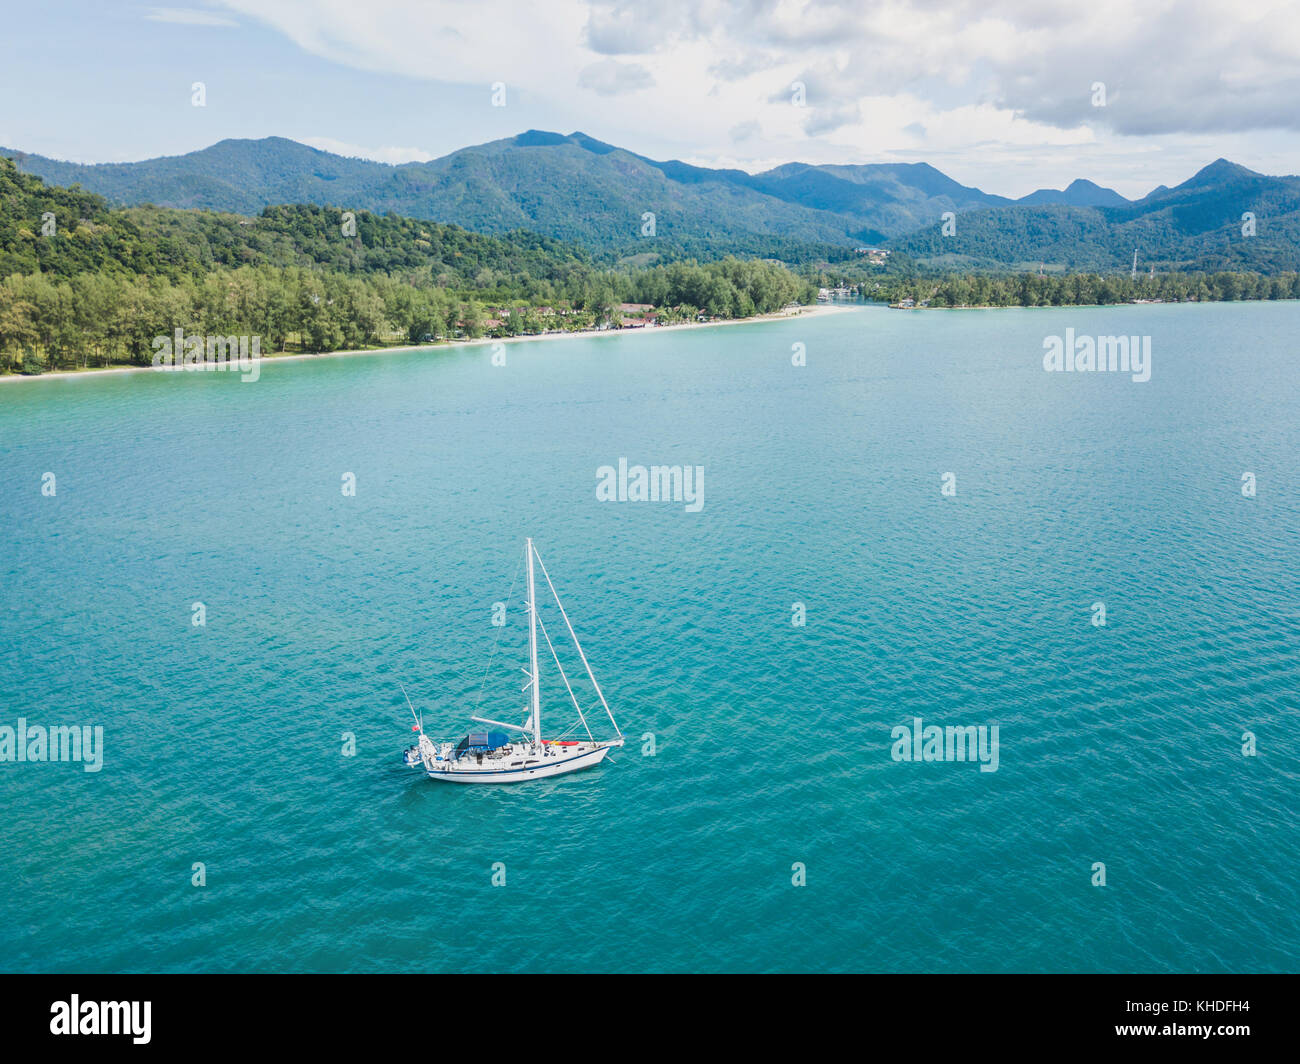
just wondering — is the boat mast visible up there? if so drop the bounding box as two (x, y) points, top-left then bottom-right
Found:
(526, 538), (542, 747)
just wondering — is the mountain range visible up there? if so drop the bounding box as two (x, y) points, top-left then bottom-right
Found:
(5, 132), (1300, 272)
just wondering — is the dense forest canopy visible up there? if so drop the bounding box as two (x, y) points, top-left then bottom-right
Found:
(801, 262), (1300, 308)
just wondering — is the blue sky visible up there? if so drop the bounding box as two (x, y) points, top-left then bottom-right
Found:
(4, 1), (1300, 198)
(0, 4), (528, 165)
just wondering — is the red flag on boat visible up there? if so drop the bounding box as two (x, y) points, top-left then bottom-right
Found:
(411, 724), (420, 731)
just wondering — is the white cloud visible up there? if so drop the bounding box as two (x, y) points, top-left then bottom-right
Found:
(300, 137), (433, 164)
(210, 0), (1300, 192)
(576, 59), (654, 96)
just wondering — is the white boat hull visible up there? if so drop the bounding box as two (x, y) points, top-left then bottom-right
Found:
(425, 743), (613, 784)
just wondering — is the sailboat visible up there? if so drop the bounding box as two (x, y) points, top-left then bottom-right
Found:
(402, 538), (624, 784)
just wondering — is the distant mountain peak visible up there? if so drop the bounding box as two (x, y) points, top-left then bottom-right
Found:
(1180, 158), (1260, 188)
(1018, 178), (1128, 207)
(511, 130), (571, 148)
(511, 130), (619, 155)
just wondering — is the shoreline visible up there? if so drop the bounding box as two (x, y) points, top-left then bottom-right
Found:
(0, 303), (855, 385)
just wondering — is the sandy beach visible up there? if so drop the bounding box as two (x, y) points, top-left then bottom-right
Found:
(0, 303), (857, 386)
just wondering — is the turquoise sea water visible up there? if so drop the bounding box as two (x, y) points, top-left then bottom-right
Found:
(0, 302), (1297, 973)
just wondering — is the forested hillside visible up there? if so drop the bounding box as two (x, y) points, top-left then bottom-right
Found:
(0, 160), (815, 374)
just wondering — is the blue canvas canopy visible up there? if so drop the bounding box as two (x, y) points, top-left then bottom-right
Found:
(456, 730), (511, 756)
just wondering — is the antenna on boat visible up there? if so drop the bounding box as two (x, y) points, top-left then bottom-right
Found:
(399, 679), (422, 733)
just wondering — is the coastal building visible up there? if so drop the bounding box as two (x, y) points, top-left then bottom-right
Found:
(617, 303), (659, 328)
